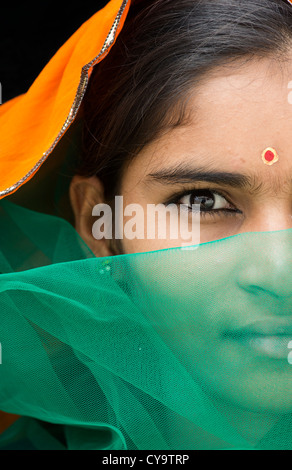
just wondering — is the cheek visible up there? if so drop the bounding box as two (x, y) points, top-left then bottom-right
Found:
(126, 243), (235, 329)
(122, 238), (173, 254)
(122, 238), (198, 254)
(118, 198), (202, 253)
(123, 242), (240, 390)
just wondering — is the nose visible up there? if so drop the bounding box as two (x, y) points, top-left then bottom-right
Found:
(235, 229), (292, 306)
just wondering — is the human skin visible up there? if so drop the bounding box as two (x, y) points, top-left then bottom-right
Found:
(70, 56), (292, 443)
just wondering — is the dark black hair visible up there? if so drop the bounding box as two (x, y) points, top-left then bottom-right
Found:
(79, 0), (292, 201)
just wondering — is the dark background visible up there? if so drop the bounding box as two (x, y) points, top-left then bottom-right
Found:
(0, 2), (109, 103)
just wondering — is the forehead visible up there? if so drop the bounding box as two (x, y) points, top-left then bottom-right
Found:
(121, 56), (292, 192)
(193, 57), (292, 145)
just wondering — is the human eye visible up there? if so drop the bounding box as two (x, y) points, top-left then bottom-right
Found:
(165, 188), (242, 220)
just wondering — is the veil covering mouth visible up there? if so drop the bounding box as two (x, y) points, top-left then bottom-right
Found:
(0, 200), (292, 450)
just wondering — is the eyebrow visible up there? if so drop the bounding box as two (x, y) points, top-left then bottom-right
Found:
(145, 163), (253, 189)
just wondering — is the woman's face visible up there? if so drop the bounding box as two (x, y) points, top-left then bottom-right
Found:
(119, 57), (292, 413)
(72, 56), (292, 414)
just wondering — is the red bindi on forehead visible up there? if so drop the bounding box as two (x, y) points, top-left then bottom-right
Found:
(261, 148), (279, 166)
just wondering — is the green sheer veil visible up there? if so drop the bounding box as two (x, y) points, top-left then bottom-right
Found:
(1, 199), (292, 450)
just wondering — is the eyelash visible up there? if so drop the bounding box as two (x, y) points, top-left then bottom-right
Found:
(164, 188), (242, 219)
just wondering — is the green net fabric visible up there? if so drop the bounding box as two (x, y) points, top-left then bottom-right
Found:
(1, 199), (292, 450)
